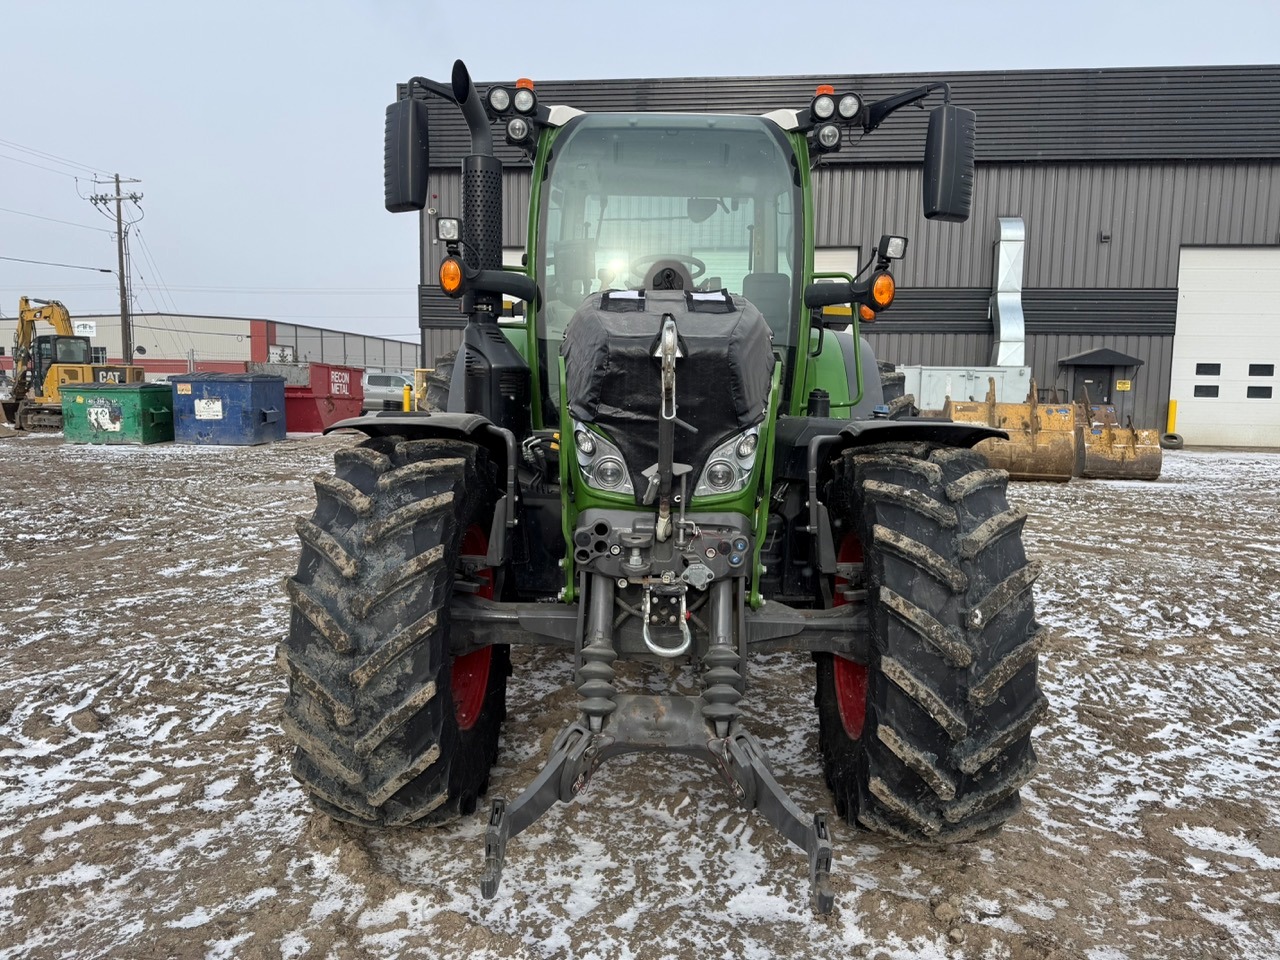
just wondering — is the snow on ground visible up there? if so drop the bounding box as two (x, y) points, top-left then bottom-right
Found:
(1, 435), (1278, 959)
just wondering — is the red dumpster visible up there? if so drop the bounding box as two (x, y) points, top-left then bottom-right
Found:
(250, 363), (364, 432)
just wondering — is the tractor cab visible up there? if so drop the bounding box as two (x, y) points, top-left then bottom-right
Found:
(536, 113), (802, 420)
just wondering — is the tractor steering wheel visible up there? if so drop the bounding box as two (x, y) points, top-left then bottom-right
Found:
(629, 253), (707, 289)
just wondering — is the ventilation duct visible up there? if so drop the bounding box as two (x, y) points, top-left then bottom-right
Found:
(989, 217), (1026, 367)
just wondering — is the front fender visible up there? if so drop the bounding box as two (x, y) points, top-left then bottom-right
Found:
(775, 415), (1010, 577)
(838, 418), (1007, 448)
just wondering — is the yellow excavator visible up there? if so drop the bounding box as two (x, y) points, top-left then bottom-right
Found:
(2, 297), (143, 431)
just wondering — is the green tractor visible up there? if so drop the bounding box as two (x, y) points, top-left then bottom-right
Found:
(279, 60), (1045, 914)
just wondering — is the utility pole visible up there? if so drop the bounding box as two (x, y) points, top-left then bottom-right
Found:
(88, 175), (142, 363)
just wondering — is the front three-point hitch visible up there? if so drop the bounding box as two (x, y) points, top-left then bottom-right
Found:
(480, 697), (834, 914)
(479, 577), (835, 915)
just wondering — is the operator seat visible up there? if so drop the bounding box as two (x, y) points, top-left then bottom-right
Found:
(742, 272), (792, 337)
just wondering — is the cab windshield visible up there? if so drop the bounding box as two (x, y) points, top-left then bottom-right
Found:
(536, 113), (802, 418)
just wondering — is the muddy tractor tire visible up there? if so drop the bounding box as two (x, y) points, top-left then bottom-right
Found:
(425, 350), (457, 413)
(816, 442), (1046, 842)
(280, 435), (508, 827)
(877, 362), (918, 419)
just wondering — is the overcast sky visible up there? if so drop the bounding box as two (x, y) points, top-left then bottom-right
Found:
(3, 0), (1277, 343)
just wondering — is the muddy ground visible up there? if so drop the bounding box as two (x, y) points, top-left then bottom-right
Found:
(1, 429), (1278, 960)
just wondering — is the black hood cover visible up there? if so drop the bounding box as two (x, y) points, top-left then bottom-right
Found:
(561, 289), (775, 497)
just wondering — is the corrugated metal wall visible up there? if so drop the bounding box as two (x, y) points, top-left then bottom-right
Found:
(423, 162), (1280, 293)
(268, 323), (418, 373)
(415, 65), (1280, 167)
(815, 162), (1280, 288)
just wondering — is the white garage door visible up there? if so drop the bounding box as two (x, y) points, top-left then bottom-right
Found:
(1171, 247), (1280, 447)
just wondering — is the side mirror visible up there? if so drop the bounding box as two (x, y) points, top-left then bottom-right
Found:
(384, 96), (431, 213)
(922, 105), (976, 223)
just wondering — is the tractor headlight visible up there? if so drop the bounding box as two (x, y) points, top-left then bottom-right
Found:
(816, 124), (842, 150)
(595, 458), (626, 489)
(694, 426), (760, 497)
(812, 94), (835, 120)
(705, 461), (735, 490)
(573, 420), (634, 495)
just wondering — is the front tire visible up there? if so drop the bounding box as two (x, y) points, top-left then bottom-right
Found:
(279, 435), (508, 827)
(817, 442), (1046, 841)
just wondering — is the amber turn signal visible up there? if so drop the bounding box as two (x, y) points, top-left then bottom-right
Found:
(871, 271), (895, 308)
(440, 257), (464, 297)
(858, 303), (877, 322)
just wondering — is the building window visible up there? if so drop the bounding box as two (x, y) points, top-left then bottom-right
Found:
(1247, 386), (1273, 399)
(1193, 385), (1219, 398)
(92, 347), (107, 364)
(1248, 363), (1275, 377)
(1195, 362), (1221, 376)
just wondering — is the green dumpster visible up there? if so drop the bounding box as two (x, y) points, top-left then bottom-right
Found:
(62, 382), (175, 445)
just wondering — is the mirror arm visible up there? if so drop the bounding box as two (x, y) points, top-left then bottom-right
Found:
(863, 82), (951, 133)
(407, 76), (457, 103)
(465, 268), (540, 307)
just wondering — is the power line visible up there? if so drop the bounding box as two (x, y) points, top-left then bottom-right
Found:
(132, 228), (196, 354)
(0, 152), (80, 179)
(0, 254), (113, 272)
(0, 205), (112, 233)
(134, 228), (181, 314)
(0, 137), (110, 176)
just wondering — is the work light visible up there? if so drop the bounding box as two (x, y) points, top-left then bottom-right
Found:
(487, 86), (511, 113)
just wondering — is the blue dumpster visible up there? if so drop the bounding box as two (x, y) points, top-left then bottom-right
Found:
(170, 373), (286, 445)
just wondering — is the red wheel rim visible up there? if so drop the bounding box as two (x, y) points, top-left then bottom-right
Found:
(452, 524), (493, 731)
(833, 532), (868, 740)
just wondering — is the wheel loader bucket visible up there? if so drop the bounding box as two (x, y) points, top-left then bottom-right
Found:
(1074, 404), (1163, 480)
(943, 379), (1075, 482)
(1, 400), (17, 426)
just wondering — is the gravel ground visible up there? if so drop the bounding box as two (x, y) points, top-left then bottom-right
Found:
(1, 430), (1278, 959)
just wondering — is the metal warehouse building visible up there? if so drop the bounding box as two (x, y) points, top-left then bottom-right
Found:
(0, 312), (418, 378)
(415, 64), (1280, 447)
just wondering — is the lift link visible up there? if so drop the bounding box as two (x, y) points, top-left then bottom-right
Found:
(721, 731), (834, 915)
(481, 721), (597, 899)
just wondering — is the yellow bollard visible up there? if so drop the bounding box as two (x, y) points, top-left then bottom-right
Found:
(403, 383), (412, 412)
(1166, 399), (1177, 434)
